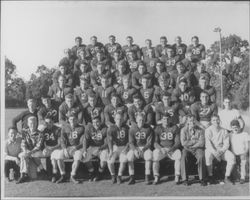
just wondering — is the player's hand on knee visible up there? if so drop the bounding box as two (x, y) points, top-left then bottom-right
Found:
(108, 151), (113, 159)
(63, 149), (70, 159)
(15, 157), (20, 165)
(82, 151), (87, 158)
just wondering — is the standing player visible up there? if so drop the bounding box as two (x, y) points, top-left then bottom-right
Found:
(187, 36), (206, 63)
(153, 113), (181, 184)
(191, 91), (218, 129)
(122, 36), (141, 61)
(105, 35), (122, 58)
(90, 62), (110, 89)
(140, 74), (155, 106)
(82, 116), (108, 181)
(58, 48), (76, 73)
(172, 36), (187, 61)
(71, 36), (86, 59)
(107, 112), (130, 184)
(155, 36), (172, 58)
(52, 65), (73, 88)
(111, 60), (130, 88)
(194, 61), (211, 85)
(218, 96), (245, 131)
(205, 115), (235, 184)
(86, 36), (106, 58)
(161, 47), (178, 76)
(54, 114), (84, 184)
(132, 63), (148, 90)
(141, 39), (154, 61)
(127, 113), (153, 185)
(180, 114), (207, 186)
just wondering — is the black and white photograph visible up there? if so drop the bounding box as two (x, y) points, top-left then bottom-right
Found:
(1, 1), (249, 199)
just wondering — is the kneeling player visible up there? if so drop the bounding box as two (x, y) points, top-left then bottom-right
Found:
(82, 116), (109, 181)
(107, 112), (129, 184)
(153, 113), (181, 184)
(53, 114), (84, 184)
(127, 112), (153, 185)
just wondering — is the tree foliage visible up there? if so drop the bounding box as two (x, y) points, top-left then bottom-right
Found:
(206, 34), (249, 110)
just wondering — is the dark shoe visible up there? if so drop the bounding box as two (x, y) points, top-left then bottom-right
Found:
(128, 175), (135, 185)
(183, 180), (190, 186)
(56, 175), (66, 184)
(153, 176), (160, 185)
(200, 179), (207, 186)
(70, 176), (80, 184)
(207, 176), (216, 185)
(224, 176), (231, 184)
(117, 176), (122, 184)
(175, 175), (181, 185)
(16, 174), (29, 184)
(39, 169), (48, 179)
(88, 171), (96, 182)
(51, 176), (57, 183)
(93, 172), (102, 182)
(240, 179), (245, 184)
(145, 175), (151, 185)
(111, 175), (117, 184)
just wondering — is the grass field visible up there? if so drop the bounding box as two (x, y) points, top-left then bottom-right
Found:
(3, 108), (250, 198)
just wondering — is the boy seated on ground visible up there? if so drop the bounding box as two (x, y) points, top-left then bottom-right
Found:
(229, 119), (249, 184)
(4, 127), (22, 182)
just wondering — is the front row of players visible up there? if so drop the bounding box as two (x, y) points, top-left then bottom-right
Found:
(5, 111), (249, 186)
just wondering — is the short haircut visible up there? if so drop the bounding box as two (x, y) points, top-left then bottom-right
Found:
(8, 127), (17, 132)
(75, 36), (82, 41)
(91, 36), (97, 40)
(200, 90), (209, 97)
(192, 36), (199, 41)
(160, 36), (167, 40)
(230, 119), (240, 127)
(126, 36), (133, 40)
(109, 35), (115, 39)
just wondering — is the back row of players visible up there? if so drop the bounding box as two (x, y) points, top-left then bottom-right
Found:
(8, 35), (247, 186)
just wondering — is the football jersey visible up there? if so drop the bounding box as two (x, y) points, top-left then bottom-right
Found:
(105, 43), (122, 56)
(42, 126), (61, 147)
(21, 129), (44, 151)
(58, 102), (81, 123)
(86, 42), (106, 58)
(38, 105), (58, 124)
(128, 60), (141, 73)
(155, 44), (172, 58)
(141, 47), (155, 60)
(71, 44), (87, 58)
(84, 124), (107, 147)
(193, 85), (217, 103)
(108, 124), (129, 147)
(140, 88), (155, 105)
(90, 57), (110, 72)
(47, 85), (73, 105)
(61, 124), (84, 148)
(129, 124), (153, 148)
(132, 71), (145, 90)
(116, 86), (138, 104)
(153, 86), (173, 104)
(104, 104), (128, 127)
(122, 44), (141, 60)
(95, 86), (115, 106)
(144, 57), (159, 74)
(190, 101), (218, 122)
(90, 70), (110, 88)
(172, 43), (187, 61)
(172, 87), (195, 108)
(187, 44), (206, 62)
(128, 104), (154, 125)
(155, 102), (180, 125)
(84, 105), (104, 125)
(154, 125), (180, 149)
(163, 56), (178, 73)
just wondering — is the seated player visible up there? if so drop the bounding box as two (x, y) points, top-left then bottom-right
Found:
(154, 61), (172, 86)
(73, 60), (91, 87)
(205, 114), (235, 185)
(95, 75), (115, 106)
(107, 112), (130, 184)
(194, 76), (216, 103)
(180, 114), (207, 186)
(127, 113), (153, 185)
(155, 91), (180, 126)
(172, 36), (187, 61)
(104, 93), (128, 128)
(194, 61), (211, 85)
(58, 48), (76, 73)
(52, 64), (73, 88)
(132, 62), (148, 90)
(86, 36), (106, 59)
(153, 113), (181, 184)
(17, 116), (46, 184)
(83, 91), (105, 126)
(71, 36), (86, 59)
(229, 120), (249, 184)
(140, 74), (155, 107)
(12, 98), (38, 130)
(41, 114), (61, 182)
(90, 51), (110, 72)
(47, 75), (73, 109)
(153, 73), (174, 106)
(4, 127), (22, 182)
(128, 94), (154, 127)
(144, 47), (159, 81)
(38, 95), (58, 126)
(116, 75), (137, 108)
(73, 76), (93, 110)
(82, 116), (108, 181)
(218, 96), (245, 131)
(53, 114), (84, 184)
(105, 35), (122, 58)
(112, 60), (130, 88)
(73, 47), (90, 74)
(191, 91), (218, 129)
(127, 50), (141, 73)
(90, 62), (110, 89)
(187, 36), (206, 63)
(155, 36), (172, 58)
(181, 51), (197, 73)
(110, 51), (125, 73)
(58, 93), (81, 125)
(141, 39), (154, 61)
(122, 36), (141, 61)
(161, 47), (179, 76)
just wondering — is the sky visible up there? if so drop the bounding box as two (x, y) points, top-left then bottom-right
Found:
(1, 1), (249, 81)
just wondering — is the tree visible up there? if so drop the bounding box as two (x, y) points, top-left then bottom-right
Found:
(5, 57), (26, 107)
(26, 65), (56, 102)
(206, 34), (249, 110)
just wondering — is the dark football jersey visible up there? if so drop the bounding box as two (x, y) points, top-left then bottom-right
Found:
(155, 102), (180, 125)
(190, 102), (218, 122)
(140, 88), (155, 105)
(116, 86), (137, 104)
(85, 124), (107, 147)
(108, 125), (129, 147)
(61, 124), (84, 147)
(105, 43), (122, 56)
(187, 44), (206, 62)
(172, 43), (187, 61)
(42, 126), (61, 147)
(95, 86), (115, 106)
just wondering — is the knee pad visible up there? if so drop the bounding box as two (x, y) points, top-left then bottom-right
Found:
(100, 150), (108, 162)
(73, 150), (83, 161)
(153, 149), (161, 161)
(119, 153), (128, 163)
(173, 149), (181, 160)
(127, 150), (135, 162)
(51, 150), (64, 160)
(144, 149), (153, 161)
